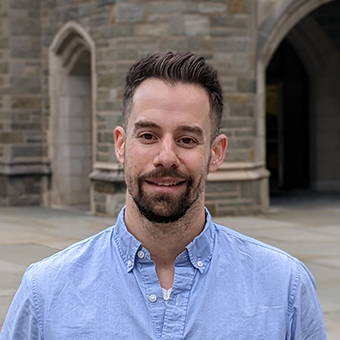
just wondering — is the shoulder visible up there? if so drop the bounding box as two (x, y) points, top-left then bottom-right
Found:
(212, 222), (313, 287)
(25, 226), (115, 284)
(0, 226), (117, 338)
(212, 222), (320, 311)
(214, 222), (299, 263)
(212, 222), (326, 338)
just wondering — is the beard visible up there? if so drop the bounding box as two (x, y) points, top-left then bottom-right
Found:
(125, 167), (207, 224)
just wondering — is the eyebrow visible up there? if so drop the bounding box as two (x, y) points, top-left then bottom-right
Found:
(134, 120), (160, 131)
(177, 125), (204, 137)
(133, 120), (204, 137)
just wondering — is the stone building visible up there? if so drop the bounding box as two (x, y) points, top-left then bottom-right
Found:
(0, 0), (339, 216)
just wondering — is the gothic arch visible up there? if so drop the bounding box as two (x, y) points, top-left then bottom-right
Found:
(257, 0), (335, 67)
(285, 15), (337, 77)
(46, 22), (96, 208)
(256, 0), (340, 194)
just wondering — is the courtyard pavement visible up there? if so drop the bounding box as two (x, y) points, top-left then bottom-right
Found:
(0, 195), (339, 338)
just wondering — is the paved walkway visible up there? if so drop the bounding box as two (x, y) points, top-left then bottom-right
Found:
(0, 195), (339, 338)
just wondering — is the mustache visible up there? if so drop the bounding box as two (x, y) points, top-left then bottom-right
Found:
(139, 168), (192, 182)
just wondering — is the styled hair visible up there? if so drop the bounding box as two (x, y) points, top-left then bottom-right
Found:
(122, 52), (223, 141)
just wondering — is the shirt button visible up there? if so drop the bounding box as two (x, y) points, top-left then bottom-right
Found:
(127, 260), (132, 267)
(149, 294), (157, 303)
(137, 250), (145, 259)
(197, 260), (203, 268)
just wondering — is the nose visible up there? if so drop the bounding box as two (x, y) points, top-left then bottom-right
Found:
(153, 135), (180, 168)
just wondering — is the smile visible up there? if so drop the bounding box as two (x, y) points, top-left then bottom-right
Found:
(145, 180), (185, 187)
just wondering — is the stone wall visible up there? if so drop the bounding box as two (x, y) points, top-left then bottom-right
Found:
(0, 0), (338, 215)
(310, 3), (340, 191)
(85, 0), (267, 216)
(0, 0), (48, 206)
(0, 0), (10, 166)
(0, 0), (271, 216)
(37, 0), (267, 215)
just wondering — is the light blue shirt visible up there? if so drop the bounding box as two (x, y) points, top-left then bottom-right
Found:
(0, 208), (326, 339)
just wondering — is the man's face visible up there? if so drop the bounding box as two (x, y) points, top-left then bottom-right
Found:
(115, 79), (224, 223)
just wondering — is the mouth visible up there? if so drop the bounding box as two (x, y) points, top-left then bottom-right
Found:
(145, 179), (186, 187)
(144, 175), (188, 193)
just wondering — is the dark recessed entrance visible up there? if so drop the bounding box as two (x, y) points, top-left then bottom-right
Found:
(266, 39), (310, 195)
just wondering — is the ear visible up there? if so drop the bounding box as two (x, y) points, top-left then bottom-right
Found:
(114, 126), (126, 165)
(209, 134), (227, 172)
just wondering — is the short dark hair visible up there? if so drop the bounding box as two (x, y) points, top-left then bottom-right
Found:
(122, 52), (223, 141)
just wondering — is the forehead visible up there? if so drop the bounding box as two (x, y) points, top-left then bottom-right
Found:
(128, 79), (211, 126)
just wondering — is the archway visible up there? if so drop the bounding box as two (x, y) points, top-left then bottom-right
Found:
(257, 0), (340, 196)
(48, 22), (96, 208)
(266, 38), (310, 193)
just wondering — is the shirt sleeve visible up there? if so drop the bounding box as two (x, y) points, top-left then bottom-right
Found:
(0, 265), (41, 340)
(287, 262), (327, 340)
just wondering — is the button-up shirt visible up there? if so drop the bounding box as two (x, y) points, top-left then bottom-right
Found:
(0, 208), (326, 339)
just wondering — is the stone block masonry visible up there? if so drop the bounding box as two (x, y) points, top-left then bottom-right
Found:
(87, 0), (264, 216)
(0, 0), (47, 207)
(0, 174), (42, 206)
(1, 0), (270, 216)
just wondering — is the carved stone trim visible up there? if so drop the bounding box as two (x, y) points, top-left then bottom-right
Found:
(0, 159), (51, 176)
(207, 162), (270, 182)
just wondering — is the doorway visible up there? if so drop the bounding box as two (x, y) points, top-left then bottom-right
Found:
(266, 39), (310, 195)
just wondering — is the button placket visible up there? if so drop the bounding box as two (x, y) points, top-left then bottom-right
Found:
(161, 258), (196, 339)
(136, 252), (165, 339)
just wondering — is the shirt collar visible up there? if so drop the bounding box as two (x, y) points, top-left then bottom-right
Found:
(112, 207), (216, 274)
(185, 209), (215, 274)
(112, 208), (142, 272)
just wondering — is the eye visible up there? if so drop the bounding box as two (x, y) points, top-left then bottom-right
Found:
(178, 137), (197, 148)
(142, 133), (154, 140)
(139, 133), (157, 143)
(181, 137), (194, 144)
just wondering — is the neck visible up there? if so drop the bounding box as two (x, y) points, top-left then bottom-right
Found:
(124, 196), (206, 288)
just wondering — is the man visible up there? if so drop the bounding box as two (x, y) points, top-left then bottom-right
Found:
(1, 52), (326, 339)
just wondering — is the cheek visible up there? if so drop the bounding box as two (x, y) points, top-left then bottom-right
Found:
(125, 147), (151, 172)
(181, 152), (209, 175)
